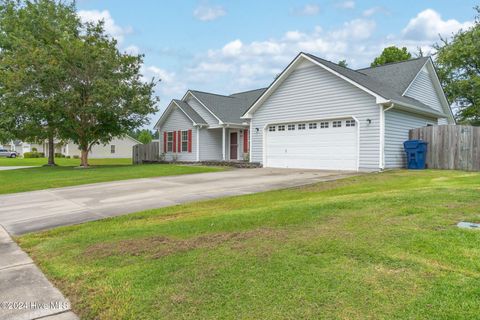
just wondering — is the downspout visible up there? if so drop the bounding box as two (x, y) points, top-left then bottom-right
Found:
(222, 125), (226, 161)
(380, 103), (395, 170)
(249, 120), (253, 163)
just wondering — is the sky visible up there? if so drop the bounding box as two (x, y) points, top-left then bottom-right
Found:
(76, 0), (477, 126)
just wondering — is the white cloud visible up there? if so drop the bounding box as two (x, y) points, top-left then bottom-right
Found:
(221, 39), (243, 56)
(143, 66), (186, 97)
(295, 4), (320, 16)
(362, 6), (388, 17)
(337, 1), (355, 9)
(284, 31), (307, 41)
(151, 8), (473, 119)
(185, 17), (380, 94)
(330, 19), (376, 40)
(402, 9), (473, 41)
(77, 10), (132, 43)
(124, 45), (140, 55)
(193, 5), (226, 21)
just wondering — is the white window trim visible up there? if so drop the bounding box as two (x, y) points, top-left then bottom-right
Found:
(167, 131), (173, 152)
(181, 130), (188, 153)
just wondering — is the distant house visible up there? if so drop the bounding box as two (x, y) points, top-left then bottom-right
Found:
(16, 136), (140, 158)
(155, 52), (454, 171)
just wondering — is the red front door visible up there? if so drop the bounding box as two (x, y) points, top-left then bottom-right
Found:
(230, 132), (238, 160)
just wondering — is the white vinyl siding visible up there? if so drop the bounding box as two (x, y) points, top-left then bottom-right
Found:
(62, 137), (138, 159)
(160, 107), (197, 161)
(438, 118), (449, 125)
(250, 60), (381, 170)
(384, 109), (436, 168)
(405, 66), (443, 113)
(199, 128), (223, 161)
(186, 96), (219, 125)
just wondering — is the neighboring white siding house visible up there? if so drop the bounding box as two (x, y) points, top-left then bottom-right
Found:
(155, 52), (454, 171)
(62, 136), (139, 159)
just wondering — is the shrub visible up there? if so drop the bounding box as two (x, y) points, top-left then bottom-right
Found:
(55, 153), (65, 158)
(24, 152), (41, 158)
(31, 147), (38, 152)
(73, 155), (80, 159)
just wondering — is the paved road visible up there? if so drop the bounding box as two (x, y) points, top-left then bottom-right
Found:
(0, 168), (355, 235)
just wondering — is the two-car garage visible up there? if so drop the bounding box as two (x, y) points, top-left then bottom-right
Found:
(264, 118), (358, 171)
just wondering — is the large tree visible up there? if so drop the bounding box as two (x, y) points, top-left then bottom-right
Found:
(0, 0), (80, 165)
(59, 21), (158, 167)
(435, 7), (480, 125)
(371, 46), (412, 67)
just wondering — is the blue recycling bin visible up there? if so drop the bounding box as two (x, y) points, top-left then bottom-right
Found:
(403, 140), (428, 169)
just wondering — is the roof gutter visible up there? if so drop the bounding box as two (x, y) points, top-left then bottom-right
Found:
(384, 102), (395, 112)
(386, 99), (448, 118)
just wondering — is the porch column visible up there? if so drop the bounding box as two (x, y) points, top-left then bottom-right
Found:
(196, 126), (200, 161)
(222, 126), (226, 161)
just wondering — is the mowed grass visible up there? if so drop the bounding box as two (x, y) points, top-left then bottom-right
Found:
(18, 170), (480, 320)
(0, 158), (222, 194)
(0, 157), (132, 166)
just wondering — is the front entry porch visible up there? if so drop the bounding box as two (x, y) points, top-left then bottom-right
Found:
(219, 126), (249, 162)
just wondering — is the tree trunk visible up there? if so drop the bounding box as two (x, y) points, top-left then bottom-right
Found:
(80, 148), (89, 167)
(47, 134), (56, 166)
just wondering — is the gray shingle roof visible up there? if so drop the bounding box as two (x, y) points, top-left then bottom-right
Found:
(357, 57), (429, 95)
(173, 99), (207, 125)
(304, 53), (446, 117)
(190, 88), (267, 123)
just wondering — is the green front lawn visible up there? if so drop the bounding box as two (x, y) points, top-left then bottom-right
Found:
(0, 157), (132, 166)
(0, 158), (222, 194)
(18, 170), (480, 319)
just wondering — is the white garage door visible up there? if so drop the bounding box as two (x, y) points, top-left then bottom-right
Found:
(265, 119), (358, 170)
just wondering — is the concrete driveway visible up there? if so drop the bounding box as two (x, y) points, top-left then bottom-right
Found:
(0, 168), (356, 236)
(0, 166), (38, 171)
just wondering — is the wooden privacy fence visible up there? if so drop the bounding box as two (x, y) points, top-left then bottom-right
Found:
(409, 125), (480, 171)
(133, 141), (159, 164)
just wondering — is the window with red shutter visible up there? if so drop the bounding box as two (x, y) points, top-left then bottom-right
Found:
(243, 129), (248, 153)
(173, 131), (176, 152)
(177, 131), (181, 152)
(188, 129), (192, 153)
(163, 132), (167, 153)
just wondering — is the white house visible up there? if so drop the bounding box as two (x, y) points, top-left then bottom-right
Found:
(155, 52), (454, 171)
(17, 136), (140, 158)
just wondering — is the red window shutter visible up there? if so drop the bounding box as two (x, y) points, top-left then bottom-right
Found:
(188, 129), (192, 153)
(173, 131), (176, 152)
(243, 129), (249, 153)
(163, 132), (167, 153)
(177, 131), (181, 152)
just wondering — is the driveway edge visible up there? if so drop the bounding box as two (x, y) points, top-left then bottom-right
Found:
(0, 225), (78, 320)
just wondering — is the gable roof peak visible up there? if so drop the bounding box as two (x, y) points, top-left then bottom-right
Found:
(356, 56), (430, 72)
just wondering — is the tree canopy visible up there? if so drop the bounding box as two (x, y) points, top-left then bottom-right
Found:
(337, 59), (348, 68)
(59, 21), (158, 166)
(0, 0), (159, 166)
(371, 46), (412, 67)
(0, 0), (80, 165)
(435, 7), (480, 125)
